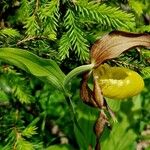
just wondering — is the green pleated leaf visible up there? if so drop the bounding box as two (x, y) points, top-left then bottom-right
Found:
(74, 101), (99, 150)
(101, 114), (137, 150)
(0, 48), (65, 91)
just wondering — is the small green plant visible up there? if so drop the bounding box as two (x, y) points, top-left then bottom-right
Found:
(0, 0), (150, 150)
(0, 30), (150, 149)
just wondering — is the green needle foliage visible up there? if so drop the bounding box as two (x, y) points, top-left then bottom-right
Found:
(59, 9), (89, 61)
(76, 0), (135, 29)
(0, 0), (150, 150)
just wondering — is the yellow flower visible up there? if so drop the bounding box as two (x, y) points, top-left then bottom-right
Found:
(80, 31), (150, 109)
(94, 64), (144, 99)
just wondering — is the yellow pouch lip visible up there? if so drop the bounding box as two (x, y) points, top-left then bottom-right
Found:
(93, 64), (144, 99)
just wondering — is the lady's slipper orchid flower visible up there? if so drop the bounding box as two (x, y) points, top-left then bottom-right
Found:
(80, 31), (150, 149)
(81, 31), (150, 109)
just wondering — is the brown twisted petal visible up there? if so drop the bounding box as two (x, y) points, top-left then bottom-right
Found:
(93, 76), (104, 108)
(94, 110), (109, 137)
(80, 72), (105, 108)
(80, 72), (98, 107)
(94, 110), (109, 150)
(91, 31), (150, 67)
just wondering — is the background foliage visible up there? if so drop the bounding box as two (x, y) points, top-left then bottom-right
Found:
(0, 0), (150, 149)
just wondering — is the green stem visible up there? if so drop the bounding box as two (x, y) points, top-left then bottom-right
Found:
(64, 93), (88, 148)
(63, 64), (94, 149)
(63, 64), (94, 88)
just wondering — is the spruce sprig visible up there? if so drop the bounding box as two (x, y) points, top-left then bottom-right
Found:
(24, 15), (40, 36)
(39, 0), (60, 40)
(59, 9), (89, 61)
(76, 1), (135, 29)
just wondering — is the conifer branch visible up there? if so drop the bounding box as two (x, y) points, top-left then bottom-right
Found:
(39, 0), (60, 39)
(34, 0), (39, 14)
(17, 35), (49, 45)
(59, 9), (89, 61)
(76, 1), (135, 29)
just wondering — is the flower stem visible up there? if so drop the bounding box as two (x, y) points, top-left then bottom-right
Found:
(63, 64), (94, 88)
